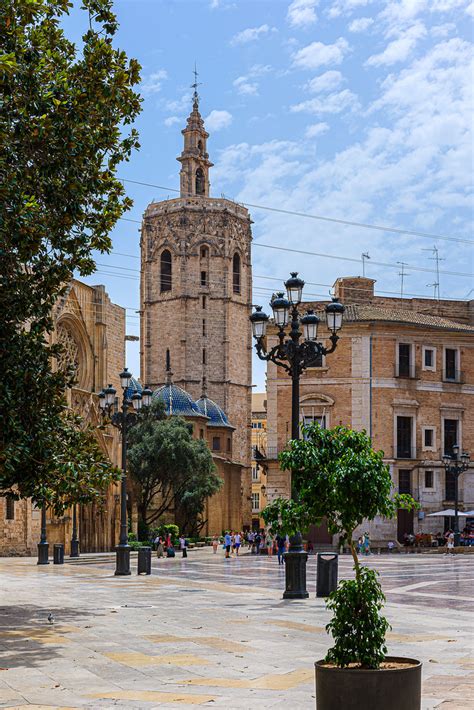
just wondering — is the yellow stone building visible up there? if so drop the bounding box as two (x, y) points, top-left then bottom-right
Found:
(0, 279), (124, 556)
(251, 393), (268, 529)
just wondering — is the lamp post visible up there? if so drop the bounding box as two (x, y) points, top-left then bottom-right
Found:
(442, 445), (470, 546)
(37, 504), (49, 565)
(70, 504), (80, 558)
(98, 370), (152, 575)
(250, 272), (344, 599)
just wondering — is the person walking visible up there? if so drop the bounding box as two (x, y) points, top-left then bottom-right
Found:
(276, 534), (286, 565)
(224, 531), (232, 559)
(446, 530), (455, 555)
(254, 531), (261, 556)
(266, 532), (273, 557)
(156, 536), (164, 558)
(234, 531), (241, 555)
(179, 535), (187, 558)
(362, 532), (370, 556)
(212, 534), (219, 554)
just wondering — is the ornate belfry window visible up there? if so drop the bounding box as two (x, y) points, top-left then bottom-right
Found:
(160, 249), (172, 292)
(56, 325), (81, 385)
(196, 167), (205, 195)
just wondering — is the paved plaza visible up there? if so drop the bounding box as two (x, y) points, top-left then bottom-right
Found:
(0, 549), (472, 709)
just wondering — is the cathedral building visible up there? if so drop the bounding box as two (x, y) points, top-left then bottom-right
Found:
(0, 279), (124, 556)
(140, 90), (253, 529)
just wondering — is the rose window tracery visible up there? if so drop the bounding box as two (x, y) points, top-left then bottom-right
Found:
(56, 325), (81, 384)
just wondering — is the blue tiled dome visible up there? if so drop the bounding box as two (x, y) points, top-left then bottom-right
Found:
(153, 383), (203, 417)
(125, 376), (142, 401)
(195, 396), (233, 429)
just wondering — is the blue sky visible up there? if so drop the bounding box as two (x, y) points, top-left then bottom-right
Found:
(70, 0), (473, 391)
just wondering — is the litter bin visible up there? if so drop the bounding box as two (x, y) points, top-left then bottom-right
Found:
(53, 544), (64, 565)
(137, 547), (152, 575)
(316, 552), (338, 597)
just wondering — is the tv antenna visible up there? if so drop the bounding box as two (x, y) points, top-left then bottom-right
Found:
(397, 262), (410, 299)
(361, 252), (370, 277)
(422, 246), (444, 300)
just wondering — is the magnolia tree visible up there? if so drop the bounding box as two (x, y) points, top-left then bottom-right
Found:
(263, 424), (416, 669)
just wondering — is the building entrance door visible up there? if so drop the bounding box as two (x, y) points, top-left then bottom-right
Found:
(307, 520), (332, 545)
(397, 509), (414, 543)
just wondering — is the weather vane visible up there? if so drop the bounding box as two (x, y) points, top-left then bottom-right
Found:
(191, 62), (202, 107)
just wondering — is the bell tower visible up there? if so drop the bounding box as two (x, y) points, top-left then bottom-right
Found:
(177, 71), (213, 198)
(140, 77), (253, 529)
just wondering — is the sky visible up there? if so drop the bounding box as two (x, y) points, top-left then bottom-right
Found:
(68, 0), (473, 391)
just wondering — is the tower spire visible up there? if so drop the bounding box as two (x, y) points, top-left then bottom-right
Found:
(191, 62), (201, 109)
(177, 69), (213, 198)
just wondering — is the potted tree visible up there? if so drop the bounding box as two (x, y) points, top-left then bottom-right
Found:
(263, 424), (421, 710)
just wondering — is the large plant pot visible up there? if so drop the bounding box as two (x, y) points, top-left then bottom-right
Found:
(315, 657), (421, 710)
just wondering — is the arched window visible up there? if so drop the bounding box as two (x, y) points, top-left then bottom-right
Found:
(233, 253), (241, 294)
(196, 168), (205, 195)
(200, 246), (208, 259)
(197, 140), (203, 154)
(160, 250), (172, 292)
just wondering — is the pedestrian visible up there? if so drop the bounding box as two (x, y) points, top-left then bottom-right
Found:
(156, 536), (164, 558)
(234, 531), (241, 555)
(254, 531), (261, 555)
(362, 532), (370, 556)
(224, 531), (232, 559)
(284, 534), (290, 552)
(357, 536), (363, 554)
(212, 534), (219, 554)
(446, 530), (455, 555)
(153, 534), (160, 551)
(179, 535), (187, 558)
(387, 540), (394, 554)
(266, 532), (273, 557)
(276, 534), (286, 565)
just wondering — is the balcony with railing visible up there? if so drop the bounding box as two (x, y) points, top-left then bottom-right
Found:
(394, 365), (419, 380)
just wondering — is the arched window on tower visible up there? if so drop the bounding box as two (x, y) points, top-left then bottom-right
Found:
(197, 140), (203, 155)
(196, 168), (205, 195)
(233, 253), (241, 294)
(160, 250), (172, 292)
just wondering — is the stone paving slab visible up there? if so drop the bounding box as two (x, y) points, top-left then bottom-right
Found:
(0, 550), (472, 708)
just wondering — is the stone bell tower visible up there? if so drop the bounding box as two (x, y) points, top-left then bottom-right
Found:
(140, 80), (253, 527)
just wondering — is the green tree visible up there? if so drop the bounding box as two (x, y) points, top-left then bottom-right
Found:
(127, 402), (222, 535)
(263, 424), (416, 669)
(0, 0), (141, 510)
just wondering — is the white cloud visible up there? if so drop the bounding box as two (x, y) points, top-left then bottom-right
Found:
(164, 116), (181, 127)
(328, 0), (374, 18)
(205, 109), (233, 131)
(305, 70), (344, 93)
(140, 69), (168, 94)
(287, 0), (319, 28)
(366, 23), (427, 66)
(230, 24), (276, 45)
(232, 65), (272, 97)
(305, 122), (330, 138)
(466, 2), (474, 17)
(293, 38), (350, 69)
(234, 76), (259, 96)
(291, 89), (359, 114)
(164, 92), (192, 113)
(349, 17), (374, 32)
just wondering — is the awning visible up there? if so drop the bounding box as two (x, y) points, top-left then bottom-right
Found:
(427, 509), (469, 517)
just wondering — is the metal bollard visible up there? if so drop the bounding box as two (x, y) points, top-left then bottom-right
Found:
(316, 552), (338, 597)
(53, 544), (64, 565)
(137, 546), (152, 575)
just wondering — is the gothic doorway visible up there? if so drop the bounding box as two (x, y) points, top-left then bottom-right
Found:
(307, 520), (332, 546)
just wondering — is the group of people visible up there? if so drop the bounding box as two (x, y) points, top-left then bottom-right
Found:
(212, 530), (291, 565)
(153, 533), (188, 559)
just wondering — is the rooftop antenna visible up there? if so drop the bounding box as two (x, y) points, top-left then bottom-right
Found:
(191, 62), (202, 108)
(361, 252), (370, 277)
(397, 261), (410, 299)
(422, 245), (444, 301)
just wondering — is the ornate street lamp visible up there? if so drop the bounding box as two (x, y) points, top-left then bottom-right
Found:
(250, 273), (345, 599)
(443, 447), (471, 546)
(98, 368), (147, 576)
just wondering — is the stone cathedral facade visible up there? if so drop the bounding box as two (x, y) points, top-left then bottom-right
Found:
(140, 94), (253, 529)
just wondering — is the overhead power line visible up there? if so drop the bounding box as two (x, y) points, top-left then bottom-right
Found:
(115, 217), (472, 278)
(119, 177), (473, 246)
